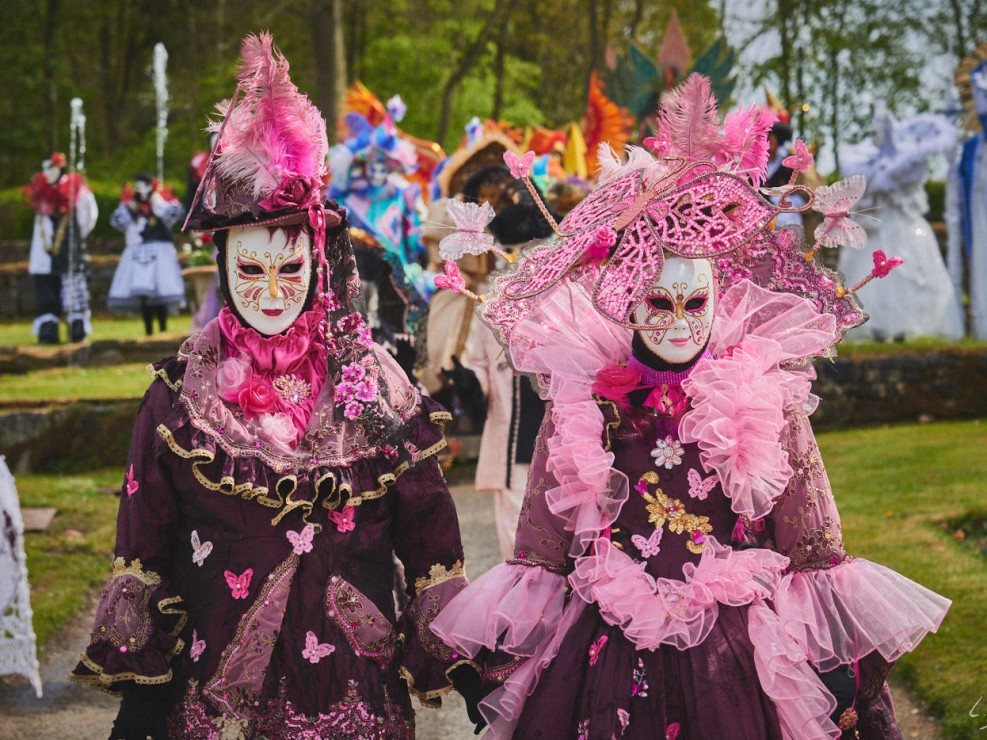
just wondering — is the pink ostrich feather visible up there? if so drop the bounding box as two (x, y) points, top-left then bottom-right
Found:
(718, 107), (778, 186)
(210, 32), (328, 200)
(659, 73), (726, 163)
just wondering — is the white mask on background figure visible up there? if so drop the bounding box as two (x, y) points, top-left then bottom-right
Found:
(631, 256), (715, 364)
(42, 162), (61, 185)
(226, 226), (312, 336)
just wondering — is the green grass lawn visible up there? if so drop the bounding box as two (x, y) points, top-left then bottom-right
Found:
(11, 419), (986, 736)
(14, 469), (120, 650)
(0, 314), (193, 347)
(836, 336), (987, 357)
(0, 363), (155, 402)
(820, 419), (987, 738)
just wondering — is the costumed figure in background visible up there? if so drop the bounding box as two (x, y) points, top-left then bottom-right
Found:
(432, 74), (950, 739)
(839, 109), (963, 341)
(107, 174), (186, 335)
(949, 42), (987, 338)
(763, 121), (806, 230)
(184, 132), (224, 330)
(22, 152), (98, 344)
(72, 34), (480, 738)
(328, 99), (429, 374)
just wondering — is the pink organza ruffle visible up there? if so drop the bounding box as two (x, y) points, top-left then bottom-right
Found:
(504, 280), (633, 556)
(478, 599), (590, 739)
(568, 537), (788, 651)
(774, 559), (951, 672)
(680, 281), (839, 518)
(430, 563), (567, 658)
(748, 600), (840, 739)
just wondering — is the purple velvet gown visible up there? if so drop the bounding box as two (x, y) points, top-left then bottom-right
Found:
(71, 357), (469, 739)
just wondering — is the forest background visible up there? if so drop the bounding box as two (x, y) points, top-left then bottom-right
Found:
(0, 0), (984, 195)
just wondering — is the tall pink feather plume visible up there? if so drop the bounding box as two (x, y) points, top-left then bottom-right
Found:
(718, 106), (778, 186)
(212, 32), (328, 199)
(658, 73), (726, 162)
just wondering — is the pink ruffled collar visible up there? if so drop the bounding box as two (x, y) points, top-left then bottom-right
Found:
(218, 306), (327, 375)
(627, 350), (712, 388)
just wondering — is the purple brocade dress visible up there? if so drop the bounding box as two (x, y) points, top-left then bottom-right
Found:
(514, 402), (784, 739)
(71, 357), (468, 739)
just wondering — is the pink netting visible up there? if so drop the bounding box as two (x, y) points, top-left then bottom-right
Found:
(430, 564), (567, 658)
(680, 281), (838, 518)
(747, 601), (840, 739)
(774, 559), (951, 672)
(568, 537), (788, 651)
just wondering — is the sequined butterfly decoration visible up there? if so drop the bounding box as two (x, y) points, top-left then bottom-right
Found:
(124, 465), (139, 497)
(587, 634), (608, 666)
(301, 630), (335, 664)
(286, 523), (315, 555)
(687, 468), (718, 501)
(191, 529), (213, 567)
(439, 200), (496, 260)
(224, 568), (253, 600)
(812, 175), (868, 250)
(329, 505), (356, 533)
(631, 528), (663, 558)
(189, 630), (206, 662)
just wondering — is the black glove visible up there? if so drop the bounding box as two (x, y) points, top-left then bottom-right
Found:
(109, 683), (171, 740)
(818, 665), (856, 725)
(449, 663), (487, 735)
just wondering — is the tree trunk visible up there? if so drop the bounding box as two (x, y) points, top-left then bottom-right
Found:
(947, 0), (967, 60)
(491, 13), (508, 120)
(42, 0), (60, 154)
(437, 0), (512, 143)
(312, 0), (347, 143)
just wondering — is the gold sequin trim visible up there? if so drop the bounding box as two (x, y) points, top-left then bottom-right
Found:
(637, 472), (712, 555)
(413, 560), (466, 596)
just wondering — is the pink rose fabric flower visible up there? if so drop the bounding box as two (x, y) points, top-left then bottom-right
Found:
(260, 412), (298, 450)
(217, 357), (253, 402)
(592, 364), (643, 409)
(237, 377), (279, 417)
(344, 400), (363, 420)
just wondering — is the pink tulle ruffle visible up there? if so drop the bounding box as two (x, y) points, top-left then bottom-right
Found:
(568, 537), (788, 651)
(680, 281), (839, 518)
(774, 559), (951, 672)
(748, 600), (840, 739)
(430, 564), (567, 658)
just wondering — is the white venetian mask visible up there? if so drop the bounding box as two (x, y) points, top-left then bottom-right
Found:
(631, 256), (715, 364)
(42, 163), (61, 184)
(225, 225), (312, 336)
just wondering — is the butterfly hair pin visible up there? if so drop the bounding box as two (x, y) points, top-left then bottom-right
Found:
(838, 249), (903, 297)
(433, 261), (485, 304)
(439, 200), (516, 263)
(805, 175), (868, 261)
(782, 139), (814, 185)
(503, 150), (560, 234)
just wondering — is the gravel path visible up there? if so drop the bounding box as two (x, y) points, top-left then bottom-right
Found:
(0, 484), (939, 738)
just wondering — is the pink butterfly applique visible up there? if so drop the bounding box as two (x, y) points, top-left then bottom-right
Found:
(433, 261), (467, 293)
(189, 629), (206, 662)
(124, 465), (139, 497)
(587, 634), (608, 666)
(504, 150), (535, 179)
(812, 175), (867, 249)
(439, 200), (496, 260)
(666, 722), (681, 740)
(617, 708), (631, 733)
(870, 249), (903, 278)
(301, 630), (335, 664)
(782, 139), (814, 174)
(687, 468), (718, 501)
(224, 568), (253, 600)
(286, 523), (315, 555)
(329, 505), (356, 533)
(191, 529), (213, 567)
(631, 528), (663, 558)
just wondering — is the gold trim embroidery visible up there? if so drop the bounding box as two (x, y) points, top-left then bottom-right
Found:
(399, 660), (480, 709)
(593, 395), (622, 452)
(413, 560), (466, 596)
(147, 364), (183, 393)
(637, 472), (712, 555)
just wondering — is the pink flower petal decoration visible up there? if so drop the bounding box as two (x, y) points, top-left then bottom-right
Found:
(433, 260), (467, 293)
(782, 139), (814, 173)
(870, 249), (903, 278)
(124, 464), (139, 497)
(504, 150), (535, 179)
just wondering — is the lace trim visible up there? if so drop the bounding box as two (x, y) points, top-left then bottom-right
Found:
(506, 553), (567, 574)
(593, 395), (622, 452)
(325, 576), (398, 666)
(147, 364), (183, 393)
(155, 423), (449, 526)
(109, 556), (162, 584)
(413, 561), (466, 596)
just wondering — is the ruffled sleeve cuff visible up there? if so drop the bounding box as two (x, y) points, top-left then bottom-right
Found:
(70, 557), (187, 693)
(773, 558), (951, 672)
(398, 564), (475, 708)
(431, 562), (567, 659)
